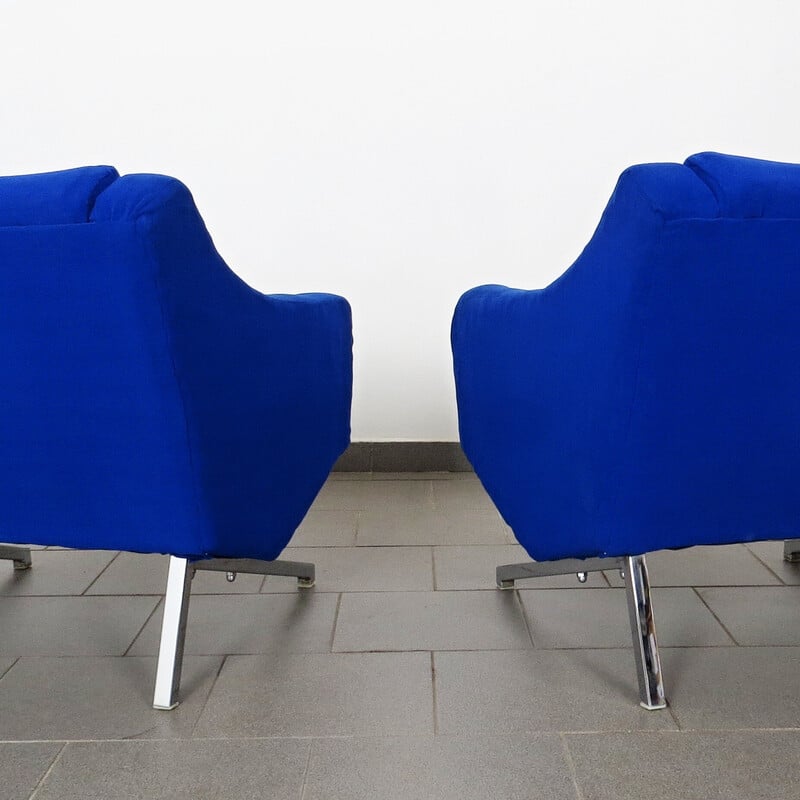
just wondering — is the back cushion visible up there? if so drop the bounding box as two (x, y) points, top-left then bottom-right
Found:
(0, 166), (118, 226)
(686, 152), (800, 219)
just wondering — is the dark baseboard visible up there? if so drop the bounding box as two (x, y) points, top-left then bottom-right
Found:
(333, 442), (473, 472)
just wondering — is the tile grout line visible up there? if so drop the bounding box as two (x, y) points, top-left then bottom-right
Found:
(123, 597), (163, 657)
(27, 742), (67, 800)
(666, 702), (683, 731)
(298, 740), (314, 800)
(515, 589), (537, 648)
(5, 726), (800, 746)
(190, 655), (228, 739)
(690, 586), (741, 646)
(559, 733), (586, 800)
(744, 544), (791, 586)
(329, 593), (343, 652)
(430, 651), (439, 735)
(0, 657), (19, 683)
(80, 551), (123, 596)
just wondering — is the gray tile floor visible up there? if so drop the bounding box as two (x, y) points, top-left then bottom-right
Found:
(1, 473), (799, 799)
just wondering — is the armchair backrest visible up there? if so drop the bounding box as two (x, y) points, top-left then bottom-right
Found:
(0, 166), (118, 226)
(0, 167), (207, 555)
(619, 153), (800, 554)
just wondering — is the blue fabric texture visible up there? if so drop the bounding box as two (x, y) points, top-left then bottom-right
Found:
(0, 167), (352, 561)
(452, 152), (800, 561)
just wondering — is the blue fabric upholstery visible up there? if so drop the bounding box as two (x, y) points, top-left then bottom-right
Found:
(0, 167), (352, 561)
(452, 152), (800, 561)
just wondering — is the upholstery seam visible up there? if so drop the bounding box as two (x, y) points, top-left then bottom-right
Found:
(684, 160), (724, 216)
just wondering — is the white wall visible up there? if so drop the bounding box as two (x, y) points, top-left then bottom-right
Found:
(2, 0), (799, 440)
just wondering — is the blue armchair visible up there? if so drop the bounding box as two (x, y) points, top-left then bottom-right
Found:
(0, 166), (352, 708)
(452, 152), (800, 709)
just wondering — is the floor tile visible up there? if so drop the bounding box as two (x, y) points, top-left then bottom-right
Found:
(565, 730), (800, 800)
(86, 552), (264, 595)
(746, 540), (800, 585)
(694, 586), (800, 645)
(662, 647), (800, 729)
(434, 650), (676, 734)
(371, 472), (475, 481)
(262, 546), (433, 592)
(311, 480), (434, 511)
(193, 652), (433, 737)
(34, 739), (310, 800)
(304, 735), (576, 800)
(0, 596), (158, 656)
(358, 508), (511, 546)
(333, 590), (531, 652)
(286, 509), (358, 547)
(431, 478), (497, 511)
(434, 545), (609, 590)
(519, 587), (733, 648)
(326, 470), (373, 480)
(0, 743), (62, 800)
(128, 593), (337, 655)
(604, 544), (780, 587)
(0, 656), (221, 740)
(0, 550), (117, 596)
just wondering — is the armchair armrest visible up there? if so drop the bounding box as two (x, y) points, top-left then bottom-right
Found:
(95, 174), (352, 560)
(452, 280), (631, 561)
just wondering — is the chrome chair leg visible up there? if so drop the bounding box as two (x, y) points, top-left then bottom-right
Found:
(152, 555), (316, 710)
(153, 556), (193, 710)
(0, 545), (32, 571)
(623, 554), (666, 710)
(783, 539), (800, 563)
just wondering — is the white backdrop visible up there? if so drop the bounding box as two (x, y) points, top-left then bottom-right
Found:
(2, 0), (799, 440)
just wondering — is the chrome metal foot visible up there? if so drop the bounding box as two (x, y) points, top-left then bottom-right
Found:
(226, 571), (237, 582)
(623, 554), (666, 710)
(576, 571), (588, 583)
(497, 578), (515, 589)
(783, 539), (800, 563)
(153, 556), (193, 710)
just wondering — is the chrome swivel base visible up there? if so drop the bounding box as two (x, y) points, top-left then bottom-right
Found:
(153, 555), (315, 710)
(496, 552), (666, 710)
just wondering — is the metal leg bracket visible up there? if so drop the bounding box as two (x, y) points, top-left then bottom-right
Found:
(783, 539), (800, 563)
(193, 557), (315, 587)
(0, 545), (32, 571)
(496, 556), (622, 588)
